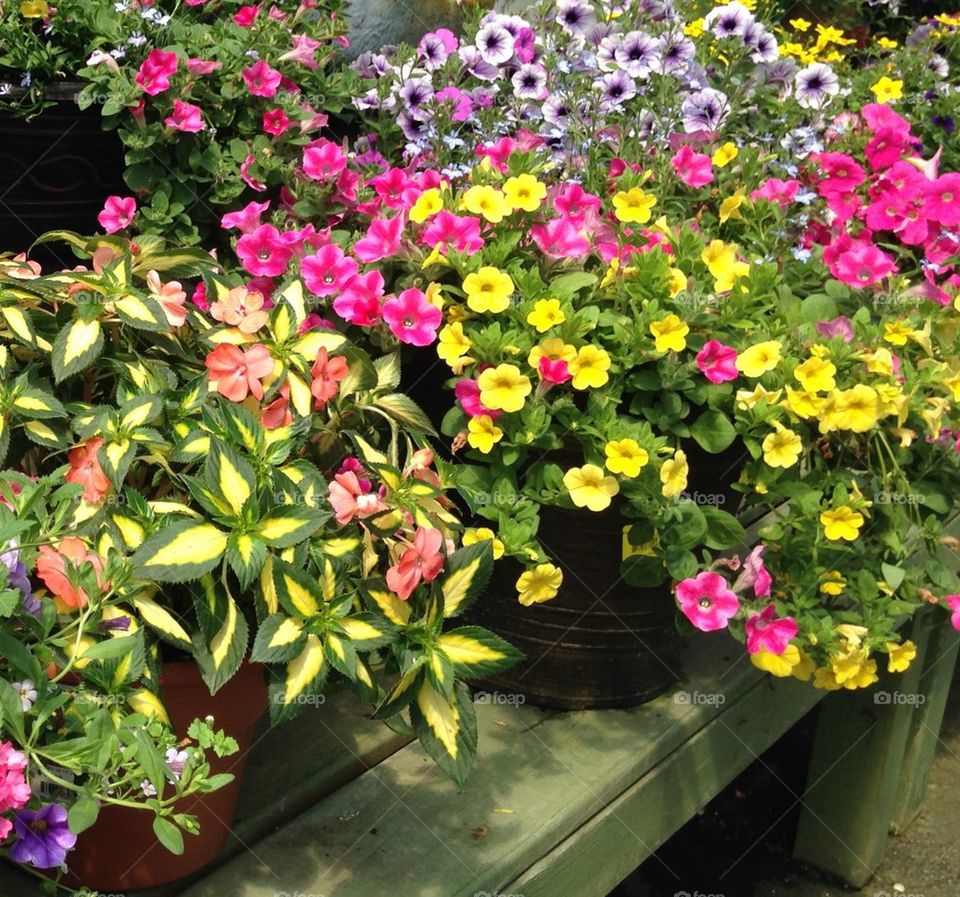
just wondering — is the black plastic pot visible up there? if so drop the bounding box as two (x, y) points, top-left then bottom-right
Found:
(0, 83), (126, 266)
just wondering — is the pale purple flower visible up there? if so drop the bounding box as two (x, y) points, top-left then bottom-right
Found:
(704, 1), (754, 39)
(681, 87), (729, 132)
(597, 35), (623, 71)
(512, 63), (548, 100)
(397, 110), (430, 142)
(418, 28), (458, 68)
(583, 22), (615, 49)
(815, 316), (854, 343)
(459, 45), (501, 81)
(1, 541), (31, 604)
(794, 63), (839, 109)
(556, 0), (596, 35)
(475, 22), (515, 65)
(352, 52), (392, 79)
(653, 34), (696, 73)
(470, 86), (498, 108)
(598, 70), (636, 108)
(398, 77), (434, 120)
(543, 95), (573, 125)
(12, 680), (36, 712)
(615, 31), (658, 78)
(744, 24), (779, 63)
(165, 748), (190, 780)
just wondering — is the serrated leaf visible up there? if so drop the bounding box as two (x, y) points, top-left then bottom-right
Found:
(0, 305), (37, 346)
(363, 583), (411, 625)
(114, 294), (169, 331)
(206, 442), (256, 517)
(119, 394), (163, 430)
(131, 521), (228, 582)
(440, 541), (494, 618)
(132, 594), (193, 649)
(272, 559), (323, 618)
(52, 317), (103, 383)
(410, 681), (477, 787)
(251, 614), (305, 663)
(226, 532), (267, 590)
(23, 419), (67, 448)
(438, 626), (524, 677)
(279, 634), (325, 707)
(99, 438), (137, 490)
(373, 663), (425, 720)
(11, 388), (66, 419)
(258, 507), (326, 547)
(374, 393), (436, 435)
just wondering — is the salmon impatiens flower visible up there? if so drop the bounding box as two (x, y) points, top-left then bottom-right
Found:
(675, 571), (740, 632)
(146, 270), (188, 327)
(209, 286), (270, 333)
(65, 438), (111, 503)
(328, 471), (388, 524)
(386, 527), (445, 601)
(204, 343), (274, 402)
(35, 538), (107, 610)
(310, 347), (349, 410)
(745, 606), (798, 655)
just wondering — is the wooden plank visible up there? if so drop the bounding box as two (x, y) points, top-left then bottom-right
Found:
(0, 687), (410, 896)
(792, 607), (936, 888)
(502, 676), (822, 897)
(176, 635), (815, 897)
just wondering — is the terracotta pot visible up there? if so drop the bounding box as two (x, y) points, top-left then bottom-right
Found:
(0, 82), (126, 266)
(64, 660), (267, 892)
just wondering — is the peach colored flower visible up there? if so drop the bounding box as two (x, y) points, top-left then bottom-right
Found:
(209, 286), (270, 334)
(36, 538), (107, 610)
(204, 343), (274, 402)
(65, 438), (111, 503)
(146, 270), (188, 327)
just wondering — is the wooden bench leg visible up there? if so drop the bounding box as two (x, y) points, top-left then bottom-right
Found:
(792, 606), (949, 888)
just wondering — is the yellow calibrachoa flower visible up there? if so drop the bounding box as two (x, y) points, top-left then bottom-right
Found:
(612, 188), (657, 224)
(812, 666), (842, 691)
(860, 347), (894, 377)
(737, 384), (783, 409)
(503, 174), (547, 212)
(701, 239), (750, 292)
(789, 17), (811, 31)
(462, 184), (511, 222)
(762, 423), (803, 468)
(886, 640), (917, 673)
(467, 415), (503, 454)
(436, 322), (472, 365)
(516, 563), (564, 606)
(831, 385), (880, 432)
(526, 298), (566, 333)
(477, 364), (531, 413)
(564, 464), (620, 511)
(751, 644), (803, 678)
(876, 36), (898, 49)
(736, 340), (782, 377)
(462, 527), (505, 560)
(409, 188), (443, 224)
(712, 142), (739, 168)
(830, 646), (878, 688)
(649, 314), (689, 353)
(820, 506), (864, 541)
(660, 449), (688, 498)
(463, 266), (514, 313)
(600, 256), (638, 288)
(883, 320), (912, 345)
(784, 386), (824, 419)
(684, 17), (704, 37)
(568, 345), (611, 390)
(20, 0), (48, 15)
(794, 356), (836, 392)
(870, 76), (903, 103)
(528, 337), (577, 370)
(819, 571), (846, 595)
(666, 267), (687, 297)
(421, 244), (447, 269)
(718, 189), (746, 223)
(604, 439), (649, 478)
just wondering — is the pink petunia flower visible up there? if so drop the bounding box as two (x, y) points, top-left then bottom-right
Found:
(925, 173), (960, 227)
(236, 224), (297, 277)
(676, 571), (740, 632)
(435, 86), (473, 121)
(240, 154), (267, 192)
(98, 196), (137, 233)
(332, 270), (385, 326)
(696, 340), (738, 384)
(750, 178), (800, 207)
(164, 99), (205, 133)
(301, 244), (359, 297)
(382, 288), (442, 346)
(734, 546), (772, 598)
(671, 145), (714, 188)
(745, 606), (798, 655)
(263, 108), (291, 136)
(242, 60), (282, 97)
(204, 343), (274, 402)
(354, 216), (405, 263)
(554, 183), (602, 223)
(476, 136), (517, 173)
(280, 34), (322, 69)
(302, 139), (347, 181)
(947, 595), (960, 631)
(538, 357), (571, 385)
(531, 218), (591, 259)
(815, 315), (855, 343)
(233, 4), (259, 26)
(221, 199), (271, 234)
(420, 211), (484, 253)
(813, 152), (866, 196)
(370, 168), (414, 210)
(135, 49), (179, 95)
(832, 242), (898, 289)
(386, 527), (445, 601)
(186, 58), (221, 76)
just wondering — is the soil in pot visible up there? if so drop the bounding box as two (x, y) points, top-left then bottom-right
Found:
(469, 501), (682, 710)
(63, 660), (267, 892)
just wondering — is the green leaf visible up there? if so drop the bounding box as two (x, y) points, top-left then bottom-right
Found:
(410, 681), (478, 788)
(689, 410), (737, 454)
(439, 541), (494, 618)
(258, 507), (327, 548)
(251, 614), (305, 663)
(67, 798), (101, 836)
(271, 559), (324, 618)
(225, 532), (267, 591)
(437, 626), (524, 678)
(700, 506), (748, 549)
(374, 353), (402, 389)
(51, 317), (104, 383)
(130, 521), (229, 583)
(373, 663), (425, 720)
(192, 588), (248, 695)
(881, 563), (907, 590)
(152, 816), (185, 856)
(10, 388), (66, 419)
(205, 442), (257, 518)
(373, 393), (437, 436)
(114, 294), (170, 331)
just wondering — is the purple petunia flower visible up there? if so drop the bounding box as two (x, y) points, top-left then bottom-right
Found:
(543, 94), (573, 125)
(598, 70), (637, 108)
(681, 87), (729, 132)
(397, 110), (431, 142)
(704, 1), (754, 39)
(397, 77), (434, 120)
(615, 31), (659, 78)
(556, 0), (596, 36)
(475, 22), (515, 66)
(512, 63), (548, 101)
(1, 541), (35, 615)
(653, 34), (695, 74)
(469, 86), (498, 108)
(352, 52), (392, 79)
(583, 22), (614, 49)
(459, 45), (501, 81)
(743, 23), (779, 63)
(932, 114), (955, 134)
(597, 35), (623, 71)
(793, 62), (839, 109)
(10, 804), (77, 869)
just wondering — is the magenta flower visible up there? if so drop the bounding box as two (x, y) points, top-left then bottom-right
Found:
(531, 218), (591, 259)
(280, 34), (322, 69)
(815, 315), (854, 343)
(750, 178), (800, 207)
(946, 595), (960, 631)
(696, 340), (738, 384)
(745, 606), (798, 655)
(263, 108), (291, 136)
(333, 270), (385, 326)
(864, 129), (908, 171)
(301, 244), (359, 297)
(354, 216), (405, 263)
(455, 378), (502, 420)
(435, 86), (473, 122)
(164, 99), (205, 133)
(0, 741), (31, 840)
(236, 224), (297, 277)
(221, 199), (270, 234)
(242, 60), (282, 98)
(734, 546), (772, 598)
(814, 152), (866, 196)
(832, 242), (898, 289)
(538, 357), (571, 385)
(925, 173), (960, 227)
(240, 154), (266, 192)
(421, 211), (484, 253)
(370, 167), (414, 210)
(97, 195), (136, 233)
(302, 139), (347, 181)
(476, 136), (518, 173)
(10, 804), (76, 869)
(861, 102), (912, 137)
(135, 49), (178, 95)
(554, 183), (602, 223)
(233, 4), (259, 27)
(186, 58), (221, 75)
(676, 571), (740, 632)
(671, 145), (714, 188)
(383, 288), (442, 346)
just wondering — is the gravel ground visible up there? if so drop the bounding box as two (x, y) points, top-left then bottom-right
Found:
(612, 665), (960, 897)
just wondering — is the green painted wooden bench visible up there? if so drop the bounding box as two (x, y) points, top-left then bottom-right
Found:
(1, 600), (956, 897)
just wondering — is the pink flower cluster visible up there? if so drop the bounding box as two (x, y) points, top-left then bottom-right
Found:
(0, 742), (31, 842)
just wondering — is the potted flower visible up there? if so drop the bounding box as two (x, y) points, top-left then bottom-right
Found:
(0, 231), (521, 889)
(0, 470), (239, 893)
